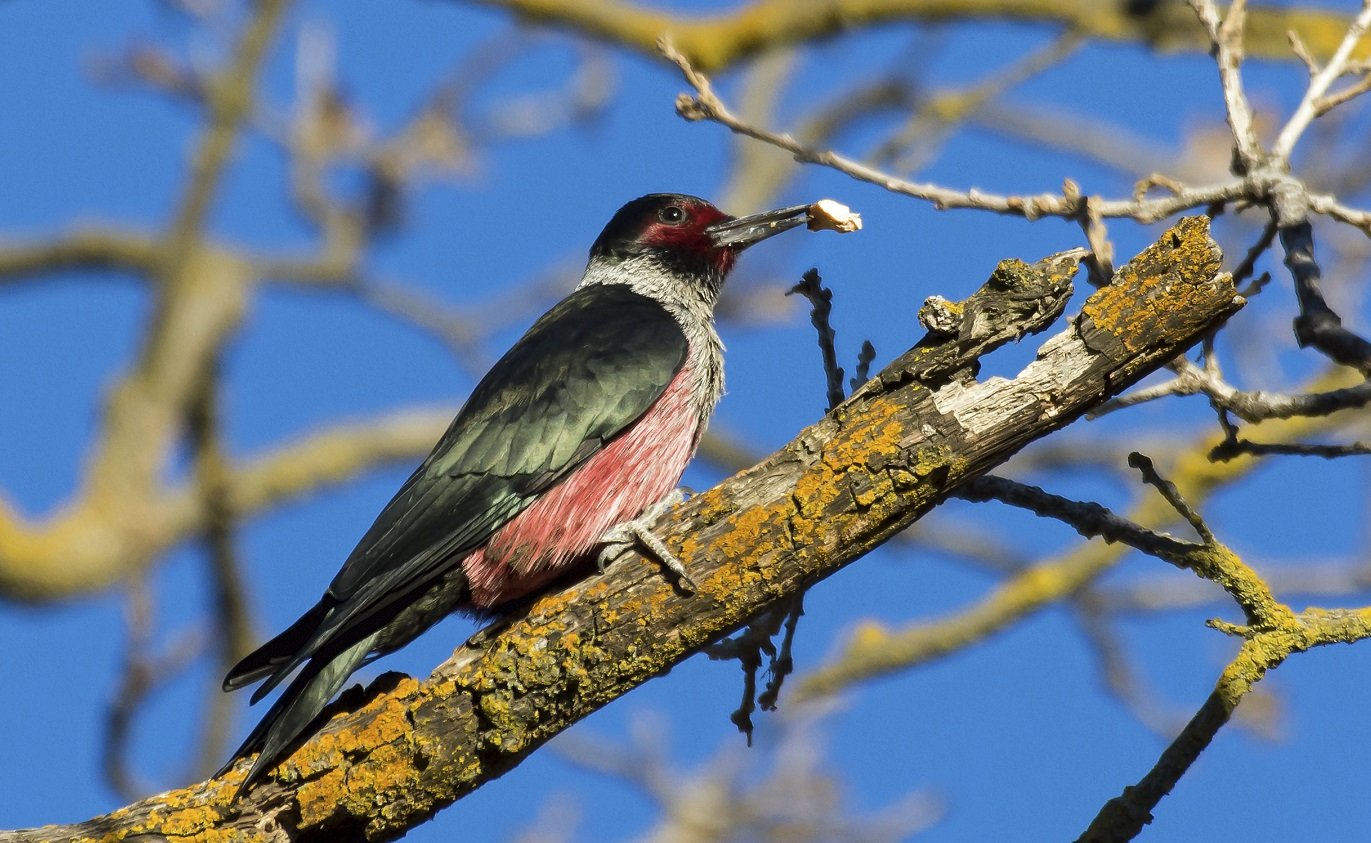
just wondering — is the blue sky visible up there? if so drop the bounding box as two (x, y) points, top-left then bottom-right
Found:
(2, 1), (1369, 841)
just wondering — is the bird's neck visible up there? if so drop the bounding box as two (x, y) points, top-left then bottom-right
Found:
(578, 253), (724, 326)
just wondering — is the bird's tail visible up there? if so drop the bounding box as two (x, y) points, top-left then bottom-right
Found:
(222, 601), (328, 693)
(218, 631), (379, 801)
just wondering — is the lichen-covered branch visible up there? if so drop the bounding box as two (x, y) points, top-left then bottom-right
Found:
(1072, 455), (1371, 841)
(0, 218), (1238, 842)
(795, 366), (1362, 699)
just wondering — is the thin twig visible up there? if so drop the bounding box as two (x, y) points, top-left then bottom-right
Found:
(1127, 453), (1214, 544)
(957, 475), (1196, 562)
(660, 37), (1246, 224)
(851, 340), (877, 391)
(1230, 219), (1278, 295)
(1211, 437), (1371, 461)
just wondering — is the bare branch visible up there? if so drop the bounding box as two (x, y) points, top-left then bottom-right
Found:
(661, 37), (1247, 223)
(1127, 453), (1214, 544)
(957, 475), (1194, 561)
(1272, 1), (1371, 161)
(1230, 218), (1278, 295)
(1189, 0), (1265, 169)
(1212, 437), (1371, 461)
(1282, 221), (1371, 374)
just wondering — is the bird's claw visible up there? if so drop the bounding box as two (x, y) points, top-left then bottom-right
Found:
(596, 490), (696, 591)
(596, 538), (633, 574)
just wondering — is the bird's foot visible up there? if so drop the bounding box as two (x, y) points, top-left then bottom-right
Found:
(597, 490), (696, 592)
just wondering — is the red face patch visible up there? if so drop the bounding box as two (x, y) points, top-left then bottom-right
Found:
(637, 199), (737, 274)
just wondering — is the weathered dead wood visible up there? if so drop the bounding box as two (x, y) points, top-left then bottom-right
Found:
(3, 216), (1238, 843)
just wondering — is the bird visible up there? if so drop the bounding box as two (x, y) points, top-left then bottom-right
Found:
(216, 193), (816, 798)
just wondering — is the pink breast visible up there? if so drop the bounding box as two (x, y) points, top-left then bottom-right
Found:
(462, 362), (702, 608)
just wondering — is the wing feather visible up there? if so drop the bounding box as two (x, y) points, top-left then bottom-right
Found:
(246, 284), (688, 691)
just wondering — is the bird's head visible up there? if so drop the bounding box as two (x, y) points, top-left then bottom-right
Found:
(589, 193), (808, 280)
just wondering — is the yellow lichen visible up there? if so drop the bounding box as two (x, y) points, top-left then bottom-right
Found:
(1082, 217), (1226, 353)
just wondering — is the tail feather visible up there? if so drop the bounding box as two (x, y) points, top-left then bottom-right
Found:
(221, 632), (379, 802)
(223, 601), (329, 692)
(220, 568), (474, 800)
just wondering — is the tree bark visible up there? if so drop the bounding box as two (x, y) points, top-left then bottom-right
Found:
(1, 217), (1239, 843)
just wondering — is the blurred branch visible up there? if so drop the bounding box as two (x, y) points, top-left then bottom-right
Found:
(185, 360), (256, 781)
(220, 409), (456, 515)
(0, 229), (162, 280)
(0, 219), (1238, 843)
(557, 711), (944, 842)
(722, 29), (1080, 208)
(0, 0), (292, 605)
(1072, 590), (1187, 737)
(166, 0), (290, 252)
(466, 0), (1371, 74)
(9, 2), (293, 798)
(968, 103), (1178, 180)
(0, 146), (590, 604)
(874, 30), (1081, 172)
(100, 357), (261, 796)
(1098, 560), (1371, 614)
(103, 575), (203, 801)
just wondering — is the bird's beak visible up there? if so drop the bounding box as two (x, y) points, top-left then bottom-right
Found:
(706, 204), (810, 249)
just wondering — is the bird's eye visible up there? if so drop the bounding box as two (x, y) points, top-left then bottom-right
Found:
(657, 205), (687, 225)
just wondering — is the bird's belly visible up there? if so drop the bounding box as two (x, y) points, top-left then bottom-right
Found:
(463, 365), (703, 608)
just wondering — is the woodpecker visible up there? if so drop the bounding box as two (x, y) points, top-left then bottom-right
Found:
(217, 193), (817, 797)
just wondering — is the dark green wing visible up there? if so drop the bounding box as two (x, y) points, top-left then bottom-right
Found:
(328, 283), (687, 598)
(238, 284), (688, 699)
